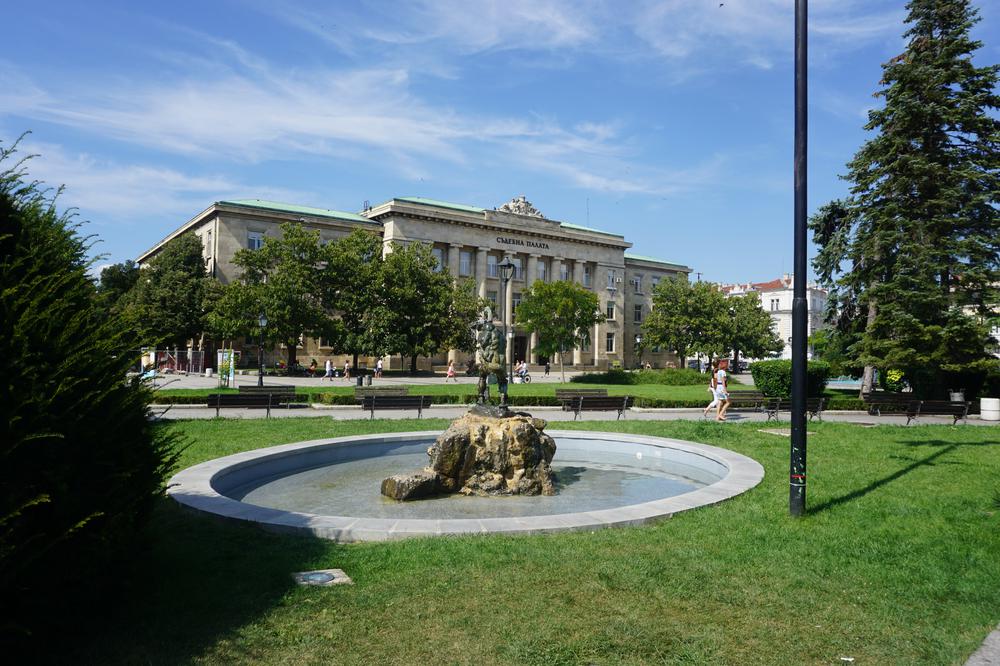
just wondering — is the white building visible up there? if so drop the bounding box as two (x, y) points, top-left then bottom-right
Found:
(721, 274), (828, 360)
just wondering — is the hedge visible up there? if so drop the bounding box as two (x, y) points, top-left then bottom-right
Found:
(749, 360), (831, 398)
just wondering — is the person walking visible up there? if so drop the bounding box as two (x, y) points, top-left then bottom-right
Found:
(375, 358), (383, 379)
(343, 359), (351, 381)
(446, 360), (457, 382)
(715, 359), (732, 421)
(703, 360), (720, 417)
(544, 360), (551, 377)
(323, 358), (333, 381)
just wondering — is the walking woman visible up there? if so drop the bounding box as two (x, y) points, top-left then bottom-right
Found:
(703, 360), (720, 417)
(446, 360), (457, 382)
(715, 359), (732, 421)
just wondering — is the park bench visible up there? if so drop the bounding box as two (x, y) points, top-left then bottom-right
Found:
(764, 397), (825, 422)
(862, 392), (912, 416)
(354, 386), (409, 401)
(555, 388), (608, 411)
(564, 395), (634, 420)
(360, 395), (434, 419)
(905, 400), (969, 425)
(208, 391), (294, 418)
(722, 390), (768, 414)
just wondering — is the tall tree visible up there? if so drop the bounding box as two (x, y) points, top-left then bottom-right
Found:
(810, 0), (999, 397)
(121, 233), (211, 347)
(379, 242), (476, 374)
(725, 292), (784, 369)
(96, 260), (139, 315)
(231, 222), (329, 366)
(321, 230), (385, 371)
(642, 277), (728, 368)
(516, 280), (604, 382)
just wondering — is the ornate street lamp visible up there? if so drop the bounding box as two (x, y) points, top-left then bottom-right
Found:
(257, 312), (268, 388)
(497, 257), (516, 382)
(635, 334), (643, 369)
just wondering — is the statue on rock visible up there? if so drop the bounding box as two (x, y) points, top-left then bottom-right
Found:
(471, 306), (508, 411)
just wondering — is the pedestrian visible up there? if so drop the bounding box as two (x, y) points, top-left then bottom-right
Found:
(544, 360), (550, 377)
(375, 358), (383, 379)
(715, 359), (732, 421)
(323, 358), (333, 381)
(446, 360), (457, 382)
(343, 359), (351, 381)
(308, 358), (318, 377)
(702, 360), (719, 417)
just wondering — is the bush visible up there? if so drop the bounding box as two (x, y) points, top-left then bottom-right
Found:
(0, 141), (177, 647)
(749, 360), (831, 398)
(571, 368), (709, 386)
(570, 369), (636, 385)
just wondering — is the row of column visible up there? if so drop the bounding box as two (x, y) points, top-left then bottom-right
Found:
(445, 244), (605, 368)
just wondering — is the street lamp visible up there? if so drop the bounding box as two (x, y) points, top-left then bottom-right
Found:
(497, 257), (516, 383)
(257, 312), (268, 387)
(635, 334), (643, 369)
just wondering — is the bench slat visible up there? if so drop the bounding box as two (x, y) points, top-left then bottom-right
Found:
(360, 395), (434, 419)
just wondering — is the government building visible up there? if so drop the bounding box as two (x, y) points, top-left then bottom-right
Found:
(138, 195), (691, 371)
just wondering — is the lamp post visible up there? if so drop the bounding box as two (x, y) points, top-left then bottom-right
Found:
(257, 312), (268, 388)
(498, 257), (516, 382)
(635, 334), (643, 369)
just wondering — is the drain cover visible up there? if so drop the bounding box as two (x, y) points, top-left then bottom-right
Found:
(293, 568), (353, 586)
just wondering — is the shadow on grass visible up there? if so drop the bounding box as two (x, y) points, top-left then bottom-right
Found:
(59, 500), (334, 664)
(808, 444), (958, 515)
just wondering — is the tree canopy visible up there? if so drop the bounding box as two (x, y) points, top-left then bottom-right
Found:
(641, 277), (729, 366)
(810, 0), (999, 396)
(515, 280), (603, 382)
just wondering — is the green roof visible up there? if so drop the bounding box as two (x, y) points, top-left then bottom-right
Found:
(219, 199), (378, 224)
(393, 197), (485, 214)
(625, 253), (691, 270)
(560, 222), (623, 238)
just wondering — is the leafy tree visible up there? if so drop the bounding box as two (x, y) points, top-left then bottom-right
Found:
(96, 259), (138, 315)
(320, 230), (385, 371)
(0, 139), (176, 646)
(379, 242), (477, 374)
(725, 292), (784, 370)
(641, 277), (728, 368)
(810, 0), (999, 397)
(121, 233), (211, 347)
(230, 222), (330, 366)
(516, 280), (604, 382)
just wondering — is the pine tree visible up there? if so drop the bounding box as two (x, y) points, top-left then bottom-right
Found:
(810, 0), (999, 397)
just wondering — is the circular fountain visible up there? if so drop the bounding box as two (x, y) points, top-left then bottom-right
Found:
(168, 430), (764, 542)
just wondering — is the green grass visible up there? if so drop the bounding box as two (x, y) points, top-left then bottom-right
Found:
(57, 417), (1000, 664)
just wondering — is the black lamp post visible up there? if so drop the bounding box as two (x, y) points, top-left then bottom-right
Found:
(257, 312), (267, 388)
(498, 257), (516, 381)
(635, 334), (643, 369)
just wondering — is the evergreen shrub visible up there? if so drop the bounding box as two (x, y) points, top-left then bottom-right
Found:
(571, 368), (707, 386)
(749, 360), (831, 398)
(0, 141), (177, 646)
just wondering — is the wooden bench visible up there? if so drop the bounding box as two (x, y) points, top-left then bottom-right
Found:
(354, 386), (409, 401)
(564, 395), (634, 420)
(208, 392), (293, 418)
(905, 400), (969, 425)
(723, 390), (768, 413)
(765, 397), (825, 422)
(238, 384), (295, 394)
(360, 395), (434, 419)
(555, 388), (608, 411)
(862, 392), (912, 415)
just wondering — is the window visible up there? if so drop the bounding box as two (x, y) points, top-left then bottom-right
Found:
(606, 332), (616, 353)
(247, 231), (264, 250)
(583, 264), (592, 287)
(488, 254), (499, 277)
(559, 263), (569, 281)
(607, 269), (617, 289)
(487, 290), (498, 306)
(431, 247), (444, 272)
(459, 250), (472, 276)
(632, 274), (643, 294)
(634, 303), (643, 323)
(537, 260), (547, 283)
(512, 256), (524, 280)
(319, 338), (335, 348)
(606, 301), (615, 320)
(512, 292), (522, 312)
(770, 298), (780, 311)
(581, 336), (591, 352)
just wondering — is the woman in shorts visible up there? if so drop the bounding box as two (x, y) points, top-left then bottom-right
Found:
(715, 359), (732, 421)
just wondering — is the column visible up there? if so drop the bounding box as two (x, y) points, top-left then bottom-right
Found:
(504, 263), (514, 370)
(475, 247), (489, 299)
(594, 322), (600, 366)
(572, 261), (586, 366)
(526, 254), (539, 366)
(448, 243), (461, 279)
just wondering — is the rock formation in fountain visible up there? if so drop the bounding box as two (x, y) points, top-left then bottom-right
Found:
(381, 412), (557, 501)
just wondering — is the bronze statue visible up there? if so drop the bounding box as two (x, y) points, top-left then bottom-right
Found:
(472, 306), (508, 405)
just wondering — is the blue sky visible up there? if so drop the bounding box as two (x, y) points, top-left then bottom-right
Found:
(2, 0), (997, 283)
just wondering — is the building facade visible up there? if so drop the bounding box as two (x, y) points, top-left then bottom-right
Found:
(138, 195), (691, 371)
(721, 274), (828, 360)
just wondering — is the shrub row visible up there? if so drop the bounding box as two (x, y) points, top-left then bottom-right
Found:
(749, 360), (831, 398)
(571, 368), (710, 386)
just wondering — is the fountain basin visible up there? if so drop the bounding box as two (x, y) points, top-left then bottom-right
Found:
(168, 430), (764, 542)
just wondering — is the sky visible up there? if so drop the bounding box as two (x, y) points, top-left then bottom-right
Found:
(1, 0), (997, 284)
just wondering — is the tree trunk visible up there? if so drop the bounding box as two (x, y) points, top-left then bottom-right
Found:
(410, 354), (418, 375)
(560, 346), (566, 383)
(859, 299), (878, 397)
(286, 342), (297, 368)
(733, 348), (741, 373)
(353, 352), (360, 375)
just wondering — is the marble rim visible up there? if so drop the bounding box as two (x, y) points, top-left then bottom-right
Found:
(167, 430), (765, 542)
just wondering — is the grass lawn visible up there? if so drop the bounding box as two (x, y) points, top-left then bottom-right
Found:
(66, 418), (999, 664)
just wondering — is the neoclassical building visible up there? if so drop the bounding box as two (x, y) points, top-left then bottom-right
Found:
(138, 195), (691, 370)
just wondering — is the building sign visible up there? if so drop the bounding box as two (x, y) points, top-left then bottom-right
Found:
(496, 236), (550, 250)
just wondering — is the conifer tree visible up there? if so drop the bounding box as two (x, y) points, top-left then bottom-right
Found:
(810, 0), (999, 396)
